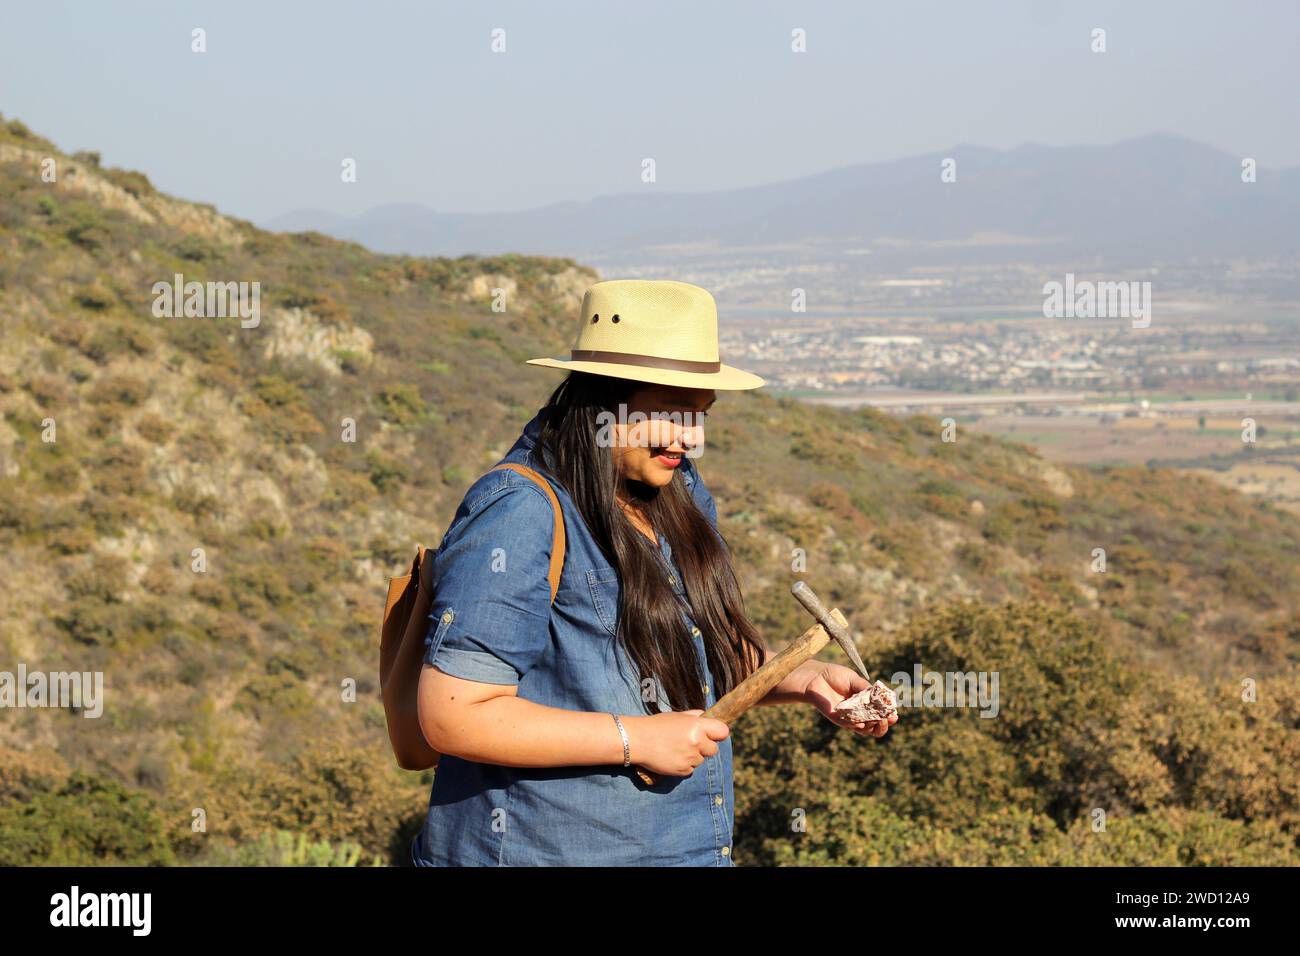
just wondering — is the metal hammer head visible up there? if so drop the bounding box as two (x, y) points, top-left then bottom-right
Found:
(790, 581), (871, 683)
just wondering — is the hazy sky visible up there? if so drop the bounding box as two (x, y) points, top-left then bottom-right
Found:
(2, 0), (1297, 223)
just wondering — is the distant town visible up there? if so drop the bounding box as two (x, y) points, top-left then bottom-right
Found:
(725, 300), (1300, 402)
(595, 251), (1300, 512)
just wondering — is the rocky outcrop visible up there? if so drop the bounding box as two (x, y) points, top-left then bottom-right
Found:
(0, 143), (244, 246)
(261, 307), (374, 375)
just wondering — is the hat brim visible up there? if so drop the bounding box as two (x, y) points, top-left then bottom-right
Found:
(525, 357), (765, 391)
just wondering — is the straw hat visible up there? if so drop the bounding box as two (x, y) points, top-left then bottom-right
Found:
(525, 279), (765, 390)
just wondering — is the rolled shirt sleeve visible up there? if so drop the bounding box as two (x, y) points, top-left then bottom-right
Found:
(424, 479), (556, 685)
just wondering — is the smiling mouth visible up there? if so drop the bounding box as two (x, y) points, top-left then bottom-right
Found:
(650, 447), (684, 466)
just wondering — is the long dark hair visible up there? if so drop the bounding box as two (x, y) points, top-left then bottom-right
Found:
(532, 371), (765, 714)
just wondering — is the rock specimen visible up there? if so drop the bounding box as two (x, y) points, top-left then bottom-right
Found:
(833, 680), (898, 723)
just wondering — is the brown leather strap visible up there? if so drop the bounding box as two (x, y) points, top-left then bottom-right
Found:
(490, 462), (566, 603)
(569, 349), (721, 373)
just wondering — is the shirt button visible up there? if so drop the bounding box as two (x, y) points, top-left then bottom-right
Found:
(721, 846), (730, 857)
(702, 683), (710, 695)
(714, 794), (723, 806)
(690, 626), (701, 636)
(440, 611), (454, 624)
(668, 575), (677, 586)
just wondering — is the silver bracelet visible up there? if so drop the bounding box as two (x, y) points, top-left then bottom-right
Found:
(610, 713), (630, 766)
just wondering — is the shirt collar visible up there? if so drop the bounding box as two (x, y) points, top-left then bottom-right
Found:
(504, 408), (550, 473)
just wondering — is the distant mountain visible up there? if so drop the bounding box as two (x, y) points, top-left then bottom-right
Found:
(263, 133), (1300, 263)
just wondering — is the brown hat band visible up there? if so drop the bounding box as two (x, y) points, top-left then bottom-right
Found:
(569, 349), (721, 374)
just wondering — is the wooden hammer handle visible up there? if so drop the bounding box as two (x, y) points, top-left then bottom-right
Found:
(633, 608), (845, 785)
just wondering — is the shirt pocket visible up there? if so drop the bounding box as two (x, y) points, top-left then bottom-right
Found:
(585, 566), (620, 636)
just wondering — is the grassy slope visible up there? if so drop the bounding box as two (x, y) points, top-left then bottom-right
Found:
(0, 116), (1296, 864)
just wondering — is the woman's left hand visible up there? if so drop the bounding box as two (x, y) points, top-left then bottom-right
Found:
(801, 663), (897, 738)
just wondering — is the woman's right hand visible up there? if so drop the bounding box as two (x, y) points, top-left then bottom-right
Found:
(624, 710), (730, 777)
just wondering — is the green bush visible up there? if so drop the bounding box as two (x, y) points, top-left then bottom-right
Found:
(368, 451), (410, 492)
(375, 383), (425, 425)
(63, 209), (113, 252)
(174, 235), (219, 262)
(103, 166), (154, 198)
(199, 829), (382, 866)
(440, 463), (469, 487)
(90, 373), (151, 406)
(0, 771), (176, 866)
(214, 740), (425, 863)
(73, 282), (116, 310)
(733, 600), (1300, 866)
(242, 375), (324, 444)
(135, 413), (176, 444)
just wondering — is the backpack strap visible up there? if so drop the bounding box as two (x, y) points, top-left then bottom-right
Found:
(489, 462), (566, 604)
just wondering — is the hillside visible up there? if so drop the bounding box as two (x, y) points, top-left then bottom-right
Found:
(1, 115), (1296, 865)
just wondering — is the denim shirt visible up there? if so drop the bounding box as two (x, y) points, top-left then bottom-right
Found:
(411, 409), (736, 867)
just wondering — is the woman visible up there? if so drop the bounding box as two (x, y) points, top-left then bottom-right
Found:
(411, 279), (896, 867)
